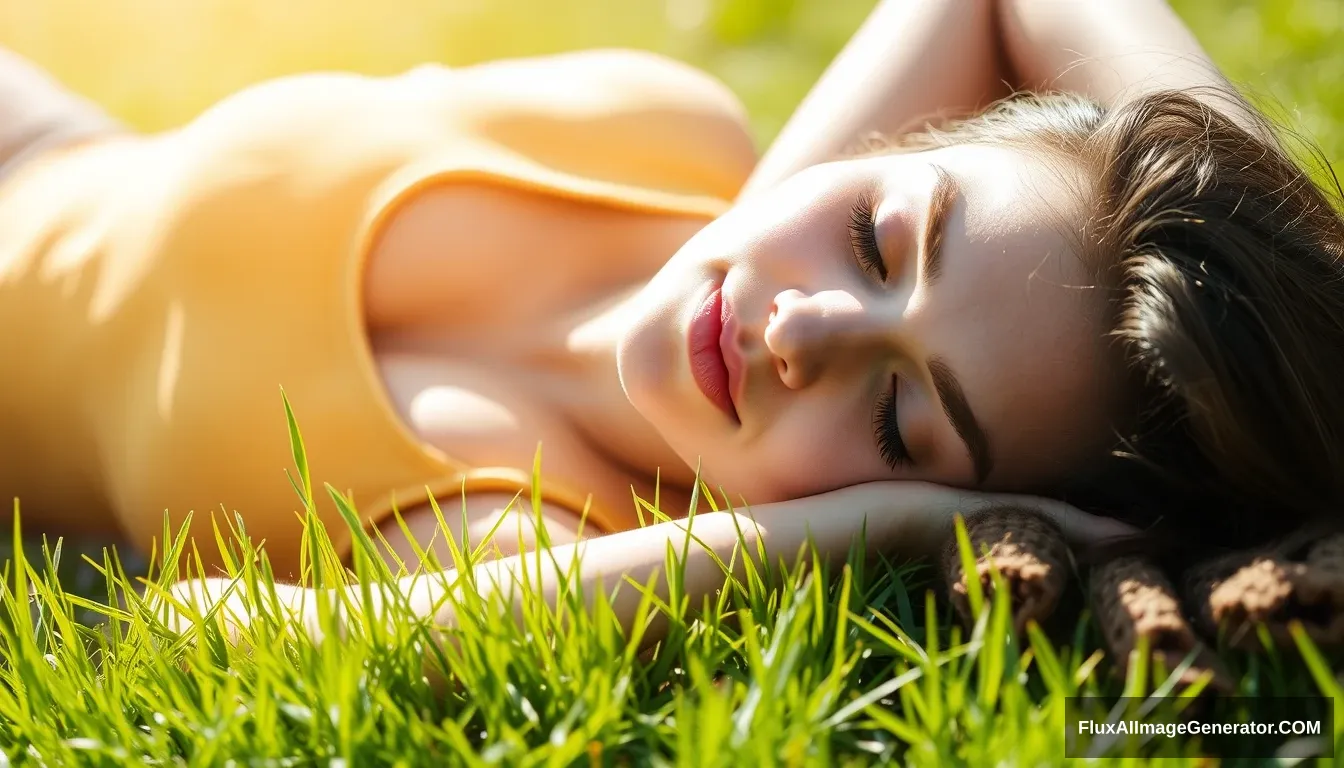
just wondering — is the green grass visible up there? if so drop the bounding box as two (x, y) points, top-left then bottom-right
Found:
(3, 0), (1344, 764)
(2, 402), (1343, 765)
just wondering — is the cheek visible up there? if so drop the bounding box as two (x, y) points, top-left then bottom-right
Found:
(723, 170), (860, 277)
(958, 323), (1120, 488)
(1023, 350), (1119, 449)
(714, 402), (885, 502)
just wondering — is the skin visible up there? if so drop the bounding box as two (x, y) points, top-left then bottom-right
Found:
(619, 144), (1126, 504)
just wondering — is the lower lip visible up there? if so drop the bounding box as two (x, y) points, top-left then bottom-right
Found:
(688, 284), (739, 422)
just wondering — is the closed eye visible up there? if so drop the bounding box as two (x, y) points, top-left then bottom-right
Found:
(848, 190), (886, 281)
(873, 375), (913, 469)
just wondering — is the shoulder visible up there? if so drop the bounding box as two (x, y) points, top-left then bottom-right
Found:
(450, 49), (759, 198)
(178, 71), (389, 150)
(146, 72), (423, 250)
(544, 49), (752, 124)
(456, 49), (748, 118)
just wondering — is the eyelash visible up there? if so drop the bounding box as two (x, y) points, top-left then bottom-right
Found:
(851, 194), (911, 469)
(873, 376), (914, 469)
(848, 192), (887, 281)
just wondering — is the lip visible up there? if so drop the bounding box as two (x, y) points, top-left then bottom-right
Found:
(687, 282), (740, 423)
(719, 294), (745, 414)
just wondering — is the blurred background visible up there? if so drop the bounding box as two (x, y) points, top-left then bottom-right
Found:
(0, 0), (1340, 169)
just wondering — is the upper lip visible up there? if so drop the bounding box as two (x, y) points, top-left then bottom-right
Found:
(719, 291), (745, 416)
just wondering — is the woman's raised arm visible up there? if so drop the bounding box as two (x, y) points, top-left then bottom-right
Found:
(996, 0), (1258, 129)
(738, 0), (1008, 199)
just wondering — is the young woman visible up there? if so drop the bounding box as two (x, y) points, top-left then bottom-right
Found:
(1, 0), (1340, 653)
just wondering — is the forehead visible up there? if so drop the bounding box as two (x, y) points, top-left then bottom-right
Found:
(884, 144), (1123, 488)
(933, 143), (1083, 237)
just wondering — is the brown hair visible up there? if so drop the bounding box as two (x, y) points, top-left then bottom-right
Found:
(869, 89), (1344, 552)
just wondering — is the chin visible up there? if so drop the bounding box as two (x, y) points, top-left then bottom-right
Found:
(618, 336), (719, 479)
(617, 299), (682, 422)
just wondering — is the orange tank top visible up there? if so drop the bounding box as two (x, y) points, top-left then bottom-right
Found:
(0, 51), (755, 574)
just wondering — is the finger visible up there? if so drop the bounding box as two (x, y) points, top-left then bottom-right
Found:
(1009, 495), (1141, 545)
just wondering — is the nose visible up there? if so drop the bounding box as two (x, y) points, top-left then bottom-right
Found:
(764, 288), (893, 389)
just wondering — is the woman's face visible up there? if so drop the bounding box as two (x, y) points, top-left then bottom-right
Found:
(618, 143), (1125, 503)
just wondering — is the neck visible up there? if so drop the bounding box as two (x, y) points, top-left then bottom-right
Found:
(531, 285), (699, 516)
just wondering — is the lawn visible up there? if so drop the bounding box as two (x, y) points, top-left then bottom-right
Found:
(2, 0), (1343, 764)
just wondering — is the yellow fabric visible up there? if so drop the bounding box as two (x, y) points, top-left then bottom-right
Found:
(0, 54), (752, 574)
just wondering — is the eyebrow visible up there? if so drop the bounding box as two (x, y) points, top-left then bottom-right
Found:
(921, 164), (958, 284)
(927, 356), (993, 485)
(916, 166), (989, 482)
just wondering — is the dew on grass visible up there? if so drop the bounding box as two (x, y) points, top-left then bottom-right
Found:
(518, 696), (539, 724)
(63, 738), (101, 750)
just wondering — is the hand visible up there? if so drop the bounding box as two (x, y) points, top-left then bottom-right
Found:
(743, 480), (1138, 567)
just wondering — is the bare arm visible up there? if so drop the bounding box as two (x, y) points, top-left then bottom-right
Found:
(173, 482), (1134, 689)
(996, 0), (1258, 128)
(739, 0), (1009, 199)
